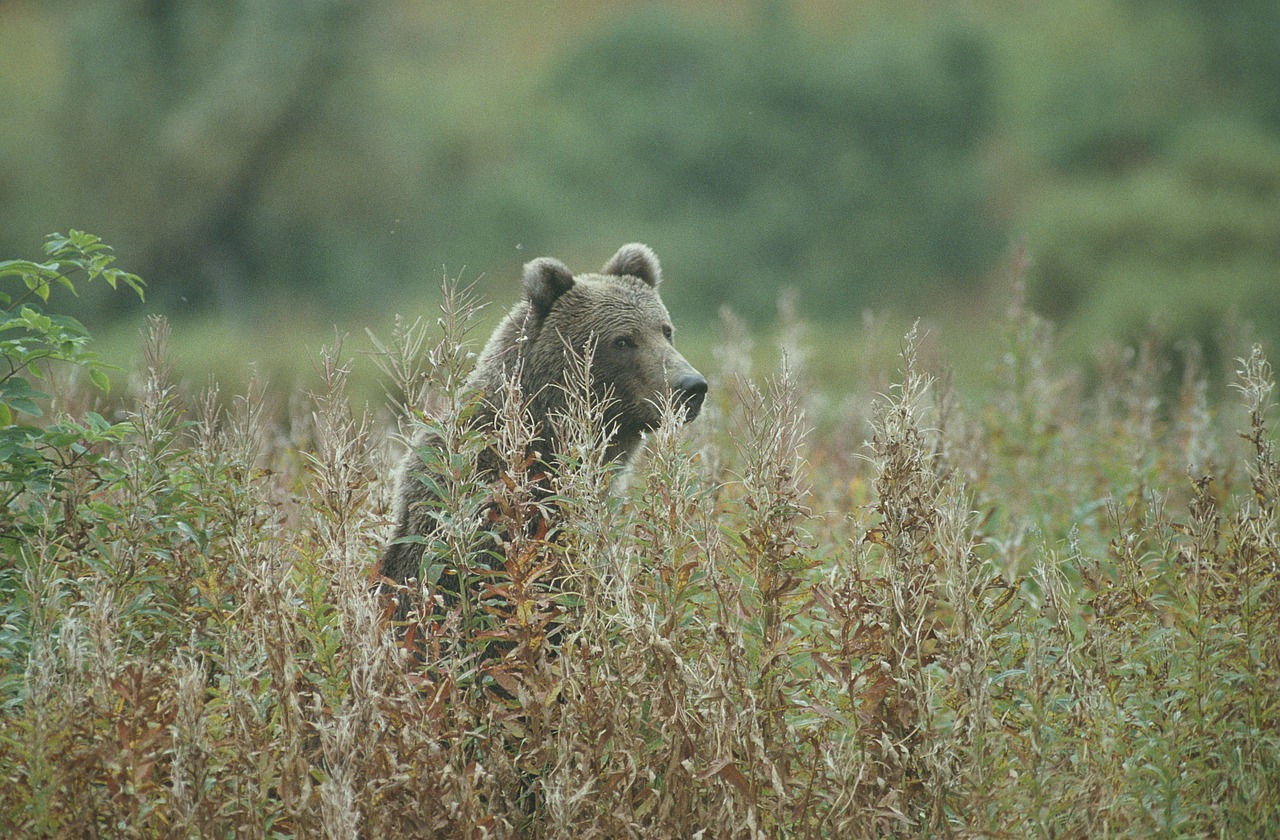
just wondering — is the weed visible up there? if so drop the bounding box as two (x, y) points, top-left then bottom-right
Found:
(2, 238), (1278, 837)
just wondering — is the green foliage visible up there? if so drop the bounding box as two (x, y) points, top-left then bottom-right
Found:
(1171, 0), (1280, 128)
(482, 9), (1001, 320)
(1024, 116), (1280, 358)
(988, 1), (1280, 358)
(18, 0), (382, 315)
(0, 231), (143, 538)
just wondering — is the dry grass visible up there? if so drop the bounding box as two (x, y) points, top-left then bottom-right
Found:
(2, 280), (1279, 838)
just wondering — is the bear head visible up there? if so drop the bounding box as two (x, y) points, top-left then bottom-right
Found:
(471, 243), (707, 465)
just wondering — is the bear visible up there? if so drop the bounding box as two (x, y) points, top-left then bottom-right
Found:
(378, 243), (707, 620)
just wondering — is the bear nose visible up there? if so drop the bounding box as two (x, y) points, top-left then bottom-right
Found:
(673, 373), (708, 421)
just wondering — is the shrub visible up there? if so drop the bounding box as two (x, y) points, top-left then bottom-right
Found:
(0, 231), (144, 534)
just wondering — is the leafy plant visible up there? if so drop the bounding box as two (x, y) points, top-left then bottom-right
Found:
(0, 231), (144, 539)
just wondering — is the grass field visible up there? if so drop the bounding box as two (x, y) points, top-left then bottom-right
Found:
(3, 272), (1278, 836)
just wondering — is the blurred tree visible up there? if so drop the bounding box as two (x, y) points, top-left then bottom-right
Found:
(1172, 0), (1280, 129)
(61, 0), (378, 312)
(468, 8), (1002, 322)
(6, 0), (1274, 356)
(1016, 1), (1280, 358)
(1025, 116), (1280, 360)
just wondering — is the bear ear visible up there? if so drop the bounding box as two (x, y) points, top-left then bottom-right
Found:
(522, 257), (576, 318)
(602, 243), (661, 288)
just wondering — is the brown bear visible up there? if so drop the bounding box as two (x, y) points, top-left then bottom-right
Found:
(378, 243), (707, 616)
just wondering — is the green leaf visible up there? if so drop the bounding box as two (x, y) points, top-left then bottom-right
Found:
(1, 376), (49, 417)
(22, 274), (50, 302)
(0, 377), (49, 402)
(6, 398), (42, 418)
(48, 312), (88, 335)
(0, 259), (38, 276)
(19, 307), (52, 333)
(70, 230), (103, 251)
(0, 403), (10, 425)
(89, 367), (110, 394)
(43, 233), (71, 254)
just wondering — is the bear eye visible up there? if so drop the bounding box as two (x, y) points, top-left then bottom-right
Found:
(662, 325), (674, 343)
(613, 335), (636, 350)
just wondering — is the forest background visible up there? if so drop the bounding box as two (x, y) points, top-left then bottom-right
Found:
(1, 0), (1278, 388)
(4, 2), (1280, 834)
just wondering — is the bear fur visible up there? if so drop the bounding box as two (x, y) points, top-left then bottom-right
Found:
(378, 243), (707, 610)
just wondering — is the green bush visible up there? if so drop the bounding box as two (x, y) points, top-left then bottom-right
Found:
(0, 231), (144, 540)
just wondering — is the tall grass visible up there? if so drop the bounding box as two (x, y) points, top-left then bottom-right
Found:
(2, 278), (1278, 837)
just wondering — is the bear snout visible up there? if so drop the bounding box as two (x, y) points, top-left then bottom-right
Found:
(673, 372), (708, 422)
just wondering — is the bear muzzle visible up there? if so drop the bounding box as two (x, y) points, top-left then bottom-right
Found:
(673, 372), (708, 422)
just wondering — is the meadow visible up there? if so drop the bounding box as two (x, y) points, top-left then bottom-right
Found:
(2, 238), (1278, 837)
